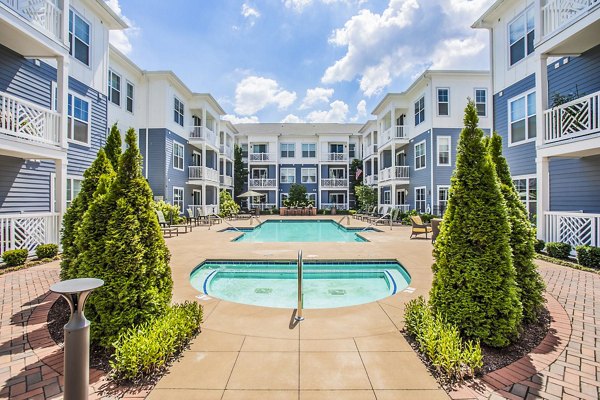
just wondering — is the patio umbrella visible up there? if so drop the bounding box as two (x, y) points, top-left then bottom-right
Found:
(237, 190), (265, 198)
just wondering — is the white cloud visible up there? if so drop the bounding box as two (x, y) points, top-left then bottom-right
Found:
(351, 99), (368, 121)
(105, 0), (138, 55)
(281, 114), (305, 123)
(322, 0), (491, 96)
(223, 114), (260, 124)
(242, 3), (261, 18)
(234, 76), (297, 115)
(300, 87), (334, 110)
(283, 0), (360, 12)
(306, 100), (349, 123)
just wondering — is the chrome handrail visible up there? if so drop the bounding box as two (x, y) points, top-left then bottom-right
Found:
(295, 250), (304, 321)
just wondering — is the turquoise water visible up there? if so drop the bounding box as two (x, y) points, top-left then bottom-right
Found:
(230, 220), (370, 242)
(190, 261), (411, 309)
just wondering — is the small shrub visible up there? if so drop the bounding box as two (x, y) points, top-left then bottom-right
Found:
(153, 200), (184, 224)
(546, 242), (572, 260)
(36, 244), (58, 260)
(404, 296), (483, 381)
(534, 239), (545, 253)
(2, 249), (28, 267)
(111, 301), (203, 381)
(576, 245), (600, 268)
(219, 190), (240, 218)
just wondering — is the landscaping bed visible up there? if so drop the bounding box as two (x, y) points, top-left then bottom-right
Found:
(0, 256), (60, 276)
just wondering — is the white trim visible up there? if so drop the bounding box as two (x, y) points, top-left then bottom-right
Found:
(108, 69), (121, 107)
(437, 185), (449, 208)
(507, 5), (535, 69)
(174, 96), (185, 126)
(507, 88), (537, 147)
(51, 81), (58, 112)
(436, 87), (450, 117)
(301, 167), (317, 184)
(280, 167), (296, 184)
(415, 186), (426, 212)
(68, 8), (92, 69)
(414, 140), (426, 171)
(251, 167), (268, 179)
(172, 186), (185, 210)
(280, 142), (295, 158)
(67, 92), (92, 147)
(172, 140), (185, 171)
(125, 80), (134, 114)
(414, 95), (425, 126)
(474, 88), (488, 117)
(437, 136), (451, 166)
(301, 143), (317, 158)
(50, 173), (56, 213)
(280, 192), (289, 205)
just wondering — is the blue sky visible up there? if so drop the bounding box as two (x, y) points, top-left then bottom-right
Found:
(107, 0), (493, 123)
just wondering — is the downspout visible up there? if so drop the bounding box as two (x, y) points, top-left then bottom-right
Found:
(427, 74), (434, 214)
(145, 72), (150, 179)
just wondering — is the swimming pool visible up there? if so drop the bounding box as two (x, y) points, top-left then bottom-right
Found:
(228, 220), (373, 242)
(190, 260), (411, 309)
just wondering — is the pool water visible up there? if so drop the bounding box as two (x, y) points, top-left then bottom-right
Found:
(230, 220), (372, 242)
(190, 260), (411, 309)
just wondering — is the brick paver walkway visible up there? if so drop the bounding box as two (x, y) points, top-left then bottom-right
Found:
(0, 259), (598, 399)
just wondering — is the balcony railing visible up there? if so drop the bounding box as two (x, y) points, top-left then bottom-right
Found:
(189, 204), (219, 217)
(220, 144), (233, 158)
(322, 152), (348, 162)
(394, 204), (410, 213)
(320, 178), (348, 188)
(249, 202), (277, 211)
(0, 91), (62, 147)
(188, 166), (219, 182)
(364, 174), (378, 186)
(541, 0), (599, 38)
(220, 175), (233, 187)
(189, 126), (217, 147)
(363, 144), (378, 158)
(380, 125), (408, 146)
(544, 211), (600, 252)
(321, 203), (348, 210)
(249, 178), (276, 188)
(1, 0), (64, 42)
(379, 166), (410, 182)
(544, 90), (600, 144)
(0, 212), (60, 256)
(249, 152), (274, 162)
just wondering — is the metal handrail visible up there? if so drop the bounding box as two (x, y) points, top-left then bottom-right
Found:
(214, 215), (242, 232)
(295, 250), (304, 321)
(361, 212), (391, 231)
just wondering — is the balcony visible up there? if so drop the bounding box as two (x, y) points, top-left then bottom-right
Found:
(220, 175), (233, 187)
(1, 0), (64, 43)
(320, 178), (348, 188)
(249, 152), (274, 162)
(188, 166), (219, 183)
(248, 178), (276, 188)
(189, 126), (217, 147)
(380, 125), (408, 148)
(544, 211), (600, 252)
(379, 166), (410, 183)
(541, 0), (599, 39)
(220, 144), (233, 159)
(189, 204), (219, 217)
(0, 212), (60, 255)
(321, 152), (348, 162)
(543, 90), (600, 145)
(321, 203), (348, 210)
(364, 174), (378, 186)
(0, 91), (62, 148)
(363, 144), (378, 158)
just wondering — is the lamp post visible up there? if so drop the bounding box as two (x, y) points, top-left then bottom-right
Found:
(50, 278), (104, 400)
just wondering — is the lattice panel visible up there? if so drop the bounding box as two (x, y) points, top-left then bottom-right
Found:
(18, 103), (45, 139)
(561, 100), (590, 136)
(558, 216), (592, 247)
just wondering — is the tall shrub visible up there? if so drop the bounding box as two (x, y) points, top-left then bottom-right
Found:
(355, 185), (376, 211)
(60, 149), (114, 280)
(288, 183), (308, 206)
(77, 128), (173, 349)
(234, 144), (248, 203)
(219, 190), (240, 217)
(488, 132), (545, 322)
(430, 101), (522, 347)
(105, 123), (122, 171)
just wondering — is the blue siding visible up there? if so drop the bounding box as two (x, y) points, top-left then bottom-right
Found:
(548, 44), (600, 102)
(408, 129), (431, 210)
(493, 74), (536, 177)
(550, 155), (600, 213)
(432, 128), (460, 189)
(0, 156), (54, 213)
(164, 130), (188, 205)
(142, 128), (167, 199)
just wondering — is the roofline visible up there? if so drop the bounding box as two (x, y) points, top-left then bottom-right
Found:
(472, 0), (507, 29)
(191, 93), (227, 115)
(89, 0), (128, 29)
(358, 120), (376, 133)
(109, 44), (143, 74)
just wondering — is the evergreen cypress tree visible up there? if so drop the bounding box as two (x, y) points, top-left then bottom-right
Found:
(430, 101), (522, 347)
(105, 123), (122, 171)
(60, 149), (114, 280)
(487, 132), (545, 322)
(234, 144), (248, 202)
(77, 128), (173, 348)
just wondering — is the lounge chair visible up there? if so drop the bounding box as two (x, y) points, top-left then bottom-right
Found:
(431, 218), (442, 243)
(409, 215), (432, 239)
(360, 206), (378, 222)
(187, 208), (199, 226)
(156, 210), (192, 234)
(367, 206), (389, 224)
(376, 208), (402, 225)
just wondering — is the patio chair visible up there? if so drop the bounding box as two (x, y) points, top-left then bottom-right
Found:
(409, 215), (432, 239)
(187, 208), (199, 226)
(155, 210), (189, 236)
(367, 206), (388, 224)
(195, 208), (215, 225)
(431, 218), (442, 243)
(359, 206), (378, 222)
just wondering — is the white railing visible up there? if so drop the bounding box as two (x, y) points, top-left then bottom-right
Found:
(544, 90), (600, 144)
(544, 211), (600, 250)
(320, 178), (348, 188)
(0, 91), (62, 147)
(249, 178), (276, 188)
(189, 126), (217, 147)
(250, 202), (277, 211)
(365, 175), (378, 186)
(249, 152), (273, 162)
(220, 175), (233, 187)
(322, 152), (348, 162)
(189, 204), (219, 217)
(188, 166), (219, 182)
(220, 144), (233, 158)
(0, 213), (60, 256)
(363, 144), (378, 158)
(380, 125), (408, 146)
(379, 166), (410, 182)
(321, 203), (348, 210)
(394, 204), (410, 213)
(541, 0), (599, 38)
(0, 0), (64, 42)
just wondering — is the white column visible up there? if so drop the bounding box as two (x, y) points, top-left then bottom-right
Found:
(55, 157), (67, 224)
(390, 107), (396, 135)
(535, 54), (549, 148)
(202, 184), (206, 215)
(536, 156), (550, 240)
(56, 56), (69, 149)
(61, 0), (70, 47)
(535, 54), (549, 240)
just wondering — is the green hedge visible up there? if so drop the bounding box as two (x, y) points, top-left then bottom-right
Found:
(534, 239), (545, 253)
(110, 301), (203, 381)
(404, 297), (483, 381)
(576, 245), (600, 269)
(545, 242), (571, 260)
(36, 244), (58, 260)
(2, 249), (28, 267)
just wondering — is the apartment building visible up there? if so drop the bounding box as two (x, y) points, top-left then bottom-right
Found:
(0, 0), (126, 254)
(235, 123), (363, 210)
(366, 70), (492, 214)
(474, 0), (600, 250)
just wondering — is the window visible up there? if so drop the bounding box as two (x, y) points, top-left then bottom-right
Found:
(329, 193), (345, 205)
(66, 178), (83, 207)
(349, 143), (356, 158)
(307, 193), (316, 205)
(509, 91), (536, 145)
(509, 7), (535, 66)
(330, 143), (344, 153)
(280, 168), (295, 183)
(415, 141), (426, 170)
(437, 136), (451, 166)
(437, 88), (449, 116)
(174, 97), (184, 126)
(253, 144), (267, 153)
(415, 187), (426, 213)
(126, 82), (134, 113)
(69, 10), (90, 65)
(329, 168), (345, 179)
(302, 143), (316, 158)
(280, 193), (289, 205)
(414, 96), (425, 125)
(475, 89), (487, 116)
(108, 70), (121, 106)
(241, 144), (248, 158)
(383, 190), (391, 205)
(67, 94), (89, 145)
(173, 141), (184, 170)
(280, 143), (295, 158)
(513, 176), (537, 217)
(438, 186), (449, 214)
(301, 168), (317, 183)
(173, 187), (184, 211)
(251, 168), (267, 179)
